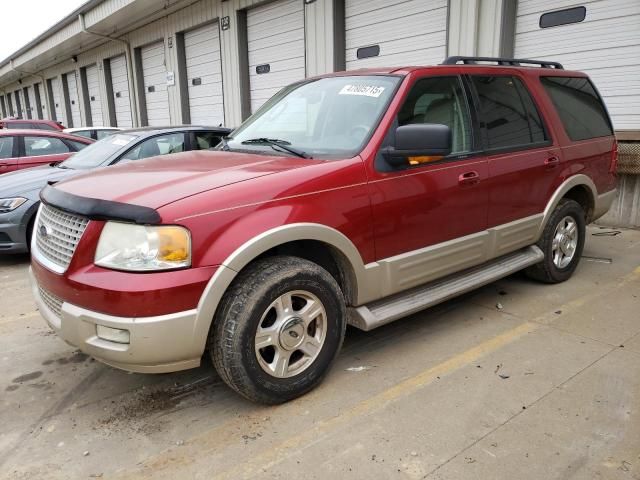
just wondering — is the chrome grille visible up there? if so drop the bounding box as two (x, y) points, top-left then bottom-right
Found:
(39, 287), (63, 318)
(34, 204), (89, 272)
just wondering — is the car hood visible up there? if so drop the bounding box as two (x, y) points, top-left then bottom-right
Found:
(0, 165), (78, 199)
(53, 150), (323, 209)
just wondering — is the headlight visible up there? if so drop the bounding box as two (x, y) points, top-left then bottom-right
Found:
(95, 222), (191, 271)
(0, 197), (27, 213)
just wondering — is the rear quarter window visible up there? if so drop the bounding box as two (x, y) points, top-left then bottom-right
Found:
(540, 76), (613, 141)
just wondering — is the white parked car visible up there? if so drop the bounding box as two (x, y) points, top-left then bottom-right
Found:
(63, 127), (121, 141)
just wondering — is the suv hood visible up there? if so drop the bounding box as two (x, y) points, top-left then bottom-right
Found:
(0, 165), (78, 199)
(54, 150), (322, 209)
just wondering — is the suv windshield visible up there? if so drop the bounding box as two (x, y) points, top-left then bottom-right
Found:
(60, 134), (138, 169)
(226, 75), (401, 159)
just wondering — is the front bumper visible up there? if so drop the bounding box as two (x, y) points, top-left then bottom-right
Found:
(30, 267), (202, 373)
(0, 209), (30, 253)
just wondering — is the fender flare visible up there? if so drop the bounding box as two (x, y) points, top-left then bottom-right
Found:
(190, 223), (370, 355)
(537, 174), (597, 238)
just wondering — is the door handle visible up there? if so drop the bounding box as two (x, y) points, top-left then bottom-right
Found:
(544, 156), (560, 169)
(458, 171), (480, 186)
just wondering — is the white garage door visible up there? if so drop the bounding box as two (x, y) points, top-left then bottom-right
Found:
(64, 71), (82, 128)
(85, 64), (104, 126)
(345, 0), (448, 70)
(27, 86), (39, 119)
(247, 0), (305, 113)
(110, 55), (133, 128)
(184, 22), (224, 125)
(515, 0), (640, 130)
(34, 83), (45, 119)
(49, 78), (64, 123)
(26, 86), (37, 119)
(141, 41), (170, 126)
(14, 90), (24, 119)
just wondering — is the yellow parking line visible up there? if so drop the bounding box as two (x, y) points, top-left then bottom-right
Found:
(214, 321), (539, 480)
(212, 266), (640, 480)
(120, 264), (640, 480)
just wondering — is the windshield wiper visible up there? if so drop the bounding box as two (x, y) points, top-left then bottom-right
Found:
(241, 138), (311, 159)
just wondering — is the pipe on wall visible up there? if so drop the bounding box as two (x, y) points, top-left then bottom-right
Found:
(78, 13), (140, 127)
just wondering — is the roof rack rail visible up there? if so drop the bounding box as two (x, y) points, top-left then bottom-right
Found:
(442, 56), (564, 70)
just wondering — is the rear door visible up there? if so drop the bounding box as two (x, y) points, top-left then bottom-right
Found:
(18, 135), (74, 170)
(0, 136), (18, 173)
(470, 74), (560, 255)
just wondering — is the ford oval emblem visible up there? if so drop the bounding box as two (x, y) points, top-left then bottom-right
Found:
(39, 224), (50, 238)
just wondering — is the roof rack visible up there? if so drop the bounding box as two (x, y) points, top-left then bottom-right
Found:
(442, 56), (564, 70)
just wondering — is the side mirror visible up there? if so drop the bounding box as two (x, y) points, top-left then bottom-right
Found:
(383, 123), (452, 167)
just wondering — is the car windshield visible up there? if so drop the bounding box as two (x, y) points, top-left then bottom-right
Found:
(225, 75), (401, 159)
(60, 134), (138, 169)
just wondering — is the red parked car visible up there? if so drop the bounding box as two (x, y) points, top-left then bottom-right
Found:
(0, 118), (65, 131)
(30, 57), (617, 403)
(0, 129), (92, 174)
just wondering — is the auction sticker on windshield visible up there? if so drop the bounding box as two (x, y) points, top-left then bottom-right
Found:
(339, 85), (385, 98)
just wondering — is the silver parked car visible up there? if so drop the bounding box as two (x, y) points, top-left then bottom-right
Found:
(0, 125), (230, 253)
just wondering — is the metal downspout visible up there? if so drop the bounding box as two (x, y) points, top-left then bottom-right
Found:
(79, 13), (140, 127)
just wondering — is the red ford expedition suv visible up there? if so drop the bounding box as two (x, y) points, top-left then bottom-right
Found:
(30, 57), (618, 404)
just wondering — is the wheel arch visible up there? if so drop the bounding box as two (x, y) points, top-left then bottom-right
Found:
(191, 223), (368, 355)
(539, 174), (597, 238)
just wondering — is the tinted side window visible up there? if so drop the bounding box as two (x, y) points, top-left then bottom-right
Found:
(24, 136), (70, 156)
(0, 137), (14, 159)
(194, 132), (222, 150)
(540, 76), (613, 141)
(96, 130), (117, 140)
(72, 130), (93, 139)
(471, 76), (547, 149)
(67, 140), (90, 151)
(37, 123), (58, 131)
(397, 76), (472, 155)
(121, 133), (185, 161)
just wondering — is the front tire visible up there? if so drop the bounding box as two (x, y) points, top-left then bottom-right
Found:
(525, 199), (586, 283)
(210, 255), (346, 404)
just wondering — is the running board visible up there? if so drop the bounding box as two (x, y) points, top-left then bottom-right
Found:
(348, 246), (544, 331)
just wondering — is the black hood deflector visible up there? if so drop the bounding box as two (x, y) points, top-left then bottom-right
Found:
(40, 185), (161, 225)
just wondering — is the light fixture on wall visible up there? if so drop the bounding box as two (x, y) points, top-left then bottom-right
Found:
(71, 55), (78, 63)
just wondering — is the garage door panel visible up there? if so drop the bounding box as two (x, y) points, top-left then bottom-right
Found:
(248, 30), (305, 54)
(247, 0), (305, 113)
(249, 65), (305, 83)
(110, 55), (133, 128)
(518, 0), (613, 17)
(346, 1), (445, 29)
(515, 0), (640, 130)
(27, 87), (37, 119)
(85, 64), (103, 126)
(141, 41), (170, 126)
(50, 78), (65, 124)
(65, 72), (82, 128)
(345, 0), (447, 70)
(184, 22), (225, 125)
(247, 0), (300, 26)
(346, 11), (446, 46)
(516, 0), (639, 33)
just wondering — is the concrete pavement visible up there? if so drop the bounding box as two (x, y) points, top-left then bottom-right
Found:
(1, 226), (639, 479)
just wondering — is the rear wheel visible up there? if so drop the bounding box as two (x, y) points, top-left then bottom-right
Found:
(525, 199), (586, 283)
(210, 255), (346, 404)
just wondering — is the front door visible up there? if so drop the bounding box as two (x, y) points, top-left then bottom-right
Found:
(367, 75), (489, 294)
